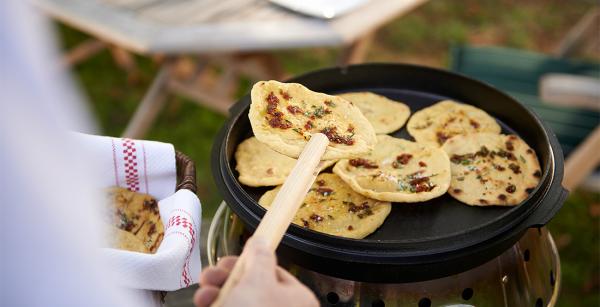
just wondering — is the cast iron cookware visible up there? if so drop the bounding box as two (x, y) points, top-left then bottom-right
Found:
(212, 64), (567, 283)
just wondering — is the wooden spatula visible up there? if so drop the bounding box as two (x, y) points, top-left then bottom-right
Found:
(210, 133), (329, 306)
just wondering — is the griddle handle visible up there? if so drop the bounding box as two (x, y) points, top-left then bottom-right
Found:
(528, 187), (568, 228)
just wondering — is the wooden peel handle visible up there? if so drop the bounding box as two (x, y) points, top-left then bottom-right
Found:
(210, 133), (329, 307)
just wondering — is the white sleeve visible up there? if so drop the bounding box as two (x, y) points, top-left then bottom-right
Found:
(0, 1), (144, 306)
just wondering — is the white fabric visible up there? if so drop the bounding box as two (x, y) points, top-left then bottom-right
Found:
(0, 0), (138, 306)
(104, 189), (202, 291)
(75, 133), (202, 291)
(74, 133), (177, 200)
(0, 0), (202, 304)
(124, 289), (164, 307)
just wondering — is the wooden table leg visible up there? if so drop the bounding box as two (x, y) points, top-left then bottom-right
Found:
(168, 55), (236, 115)
(553, 8), (600, 57)
(337, 32), (375, 66)
(61, 39), (107, 67)
(168, 78), (233, 115)
(109, 46), (139, 82)
(167, 52), (289, 116)
(122, 63), (172, 138)
(236, 53), (288, 80)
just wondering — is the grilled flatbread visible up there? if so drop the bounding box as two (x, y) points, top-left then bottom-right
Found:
(109, 226), (149, 253)
(333, 135), (451, 202)
(258, 173), (391, 239)
(235, 137), (336, 187)
(135, 214), (164, 253)
(339, 92), (411, 134)
(407, 100), (501, 147)
(106, 187), (164, 253)
(249, 81), (377, 160)
(442, 133), (542, 206)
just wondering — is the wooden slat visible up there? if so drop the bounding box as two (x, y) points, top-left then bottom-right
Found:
(180, 0), (256, 24)
(139, 0), (261, 25)
(136, 0), (212, 24)
(191, 0), (267, 24)
(563, 125), (600, 190)
(169, 79), (233, 115)
(332, 0), (429, 43)
(61, 39), (107, 66)
(219, 0), (268, 22)
(540, 74), (600, 111)
(35, 0), (152, 53)
(36, 0), (426, 53)
(101, 0), (158, 9)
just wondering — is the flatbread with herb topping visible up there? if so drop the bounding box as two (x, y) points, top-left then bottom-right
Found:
(333, 135), (451, 202)
(407, 100), (501, 147)
(338, 92), (411, 134)
(248, 80), (377, 160)
(442, 133), (541, 206)
(258, 173), (391, 239)
(235, 137), (336, 187)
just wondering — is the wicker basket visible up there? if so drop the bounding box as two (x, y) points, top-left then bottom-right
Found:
(175, 151), (197, 193)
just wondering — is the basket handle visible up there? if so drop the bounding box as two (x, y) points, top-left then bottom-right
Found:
(175, 151), (197, 193)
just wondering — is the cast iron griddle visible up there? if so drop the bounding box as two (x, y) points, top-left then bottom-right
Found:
(212, 64), (566, 281)
(237, 88), (517, 242)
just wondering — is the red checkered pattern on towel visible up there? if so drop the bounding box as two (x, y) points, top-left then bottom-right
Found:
(166, 215), (196, 287)
(122, 138), (140, 192)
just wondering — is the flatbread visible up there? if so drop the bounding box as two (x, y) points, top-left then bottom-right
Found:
(106, 187), (164, 253)
(135, 213), (164, 253)
(339, 92), (411, 134)
(107, 187), (152, 234)
(248, 80), (377, 160)
(407, 100), (501, 147)
(109, 226), (150, 253)
(442, 133), (542, 206)
(333, 135), (451, 202)
(258, 173), (391, 239)
(235, 137), (336, 187)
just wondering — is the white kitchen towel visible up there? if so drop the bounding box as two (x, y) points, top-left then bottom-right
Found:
(74, 133), (177, 200)
(103, 189), (202, 291)
(74, 133), (202, 291)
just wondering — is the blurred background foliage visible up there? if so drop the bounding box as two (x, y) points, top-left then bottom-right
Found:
(56, 0), (598, 305)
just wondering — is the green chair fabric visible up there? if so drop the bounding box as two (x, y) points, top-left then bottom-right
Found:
(449, 46), (600, 157)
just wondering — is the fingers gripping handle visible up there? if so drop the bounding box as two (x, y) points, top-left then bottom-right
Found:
(210, 133), (329, 306)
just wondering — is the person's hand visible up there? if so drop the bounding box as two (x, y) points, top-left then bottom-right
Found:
(193, 238), (318, 307)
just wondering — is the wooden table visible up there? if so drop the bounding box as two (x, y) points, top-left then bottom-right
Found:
(35, 0), (428, 138)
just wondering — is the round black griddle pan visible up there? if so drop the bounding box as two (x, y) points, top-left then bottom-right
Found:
(212, 64), (568, 282)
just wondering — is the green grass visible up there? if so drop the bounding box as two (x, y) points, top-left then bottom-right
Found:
(548, 191), (600, 306)
(56, 0), (599, 304)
